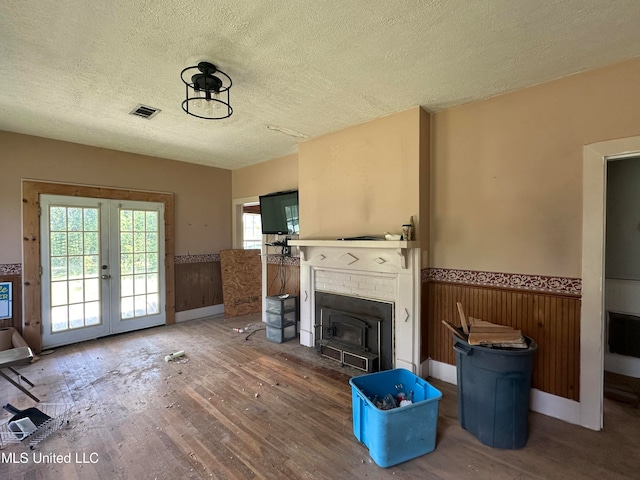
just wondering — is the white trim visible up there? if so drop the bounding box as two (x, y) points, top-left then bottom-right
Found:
(530, 389), (581, 425)
(427, 359), (581, 425)
(426, 358), (458, 385)
(175, 304), (224, 323)
(231, 196), (259, 249)
(582, 135), (640, 431)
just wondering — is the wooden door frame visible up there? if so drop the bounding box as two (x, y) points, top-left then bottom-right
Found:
(22, 180), (175, 352)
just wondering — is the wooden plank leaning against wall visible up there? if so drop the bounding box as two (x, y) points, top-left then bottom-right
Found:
(425, 281), (580, 401)
(22, 181), (176, 353)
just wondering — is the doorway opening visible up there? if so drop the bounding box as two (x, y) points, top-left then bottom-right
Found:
(603, 156), (640, 407)
(582, 136), (640, 431)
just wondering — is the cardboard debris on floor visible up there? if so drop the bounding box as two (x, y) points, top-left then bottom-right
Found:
(443, 302), (528, 348)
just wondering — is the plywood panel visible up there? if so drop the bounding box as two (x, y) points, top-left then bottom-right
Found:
(426, 281), (580, 401)
(220, 250), (262, 318)
(175, 262), (223, 312)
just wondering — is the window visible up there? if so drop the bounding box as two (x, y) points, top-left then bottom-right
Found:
(243, 212), (262, 249)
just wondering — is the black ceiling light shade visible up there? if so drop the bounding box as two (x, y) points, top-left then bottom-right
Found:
(181, 61), (232, 120)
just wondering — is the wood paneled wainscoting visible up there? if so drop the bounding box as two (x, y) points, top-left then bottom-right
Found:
(424, 269), (582, 401)
(175, 255), (223, 312)
(266, 255), (300, 298)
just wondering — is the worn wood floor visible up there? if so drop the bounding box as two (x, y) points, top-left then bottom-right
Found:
(1, 314), (639, 479)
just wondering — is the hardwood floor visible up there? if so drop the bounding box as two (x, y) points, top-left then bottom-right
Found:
(1, 313), (639, 479)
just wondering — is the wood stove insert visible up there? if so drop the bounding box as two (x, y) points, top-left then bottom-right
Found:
(314, 292), (393, 372)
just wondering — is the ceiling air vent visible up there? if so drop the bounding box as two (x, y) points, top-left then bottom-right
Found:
(129, 104), (161, 119)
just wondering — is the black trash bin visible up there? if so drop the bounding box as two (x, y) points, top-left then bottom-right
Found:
(453, 335), (537, 449)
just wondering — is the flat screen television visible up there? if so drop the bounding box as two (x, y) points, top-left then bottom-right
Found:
(259, 190), (299, 235)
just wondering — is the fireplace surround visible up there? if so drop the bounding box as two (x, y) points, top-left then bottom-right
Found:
(289, 239), (422, 374)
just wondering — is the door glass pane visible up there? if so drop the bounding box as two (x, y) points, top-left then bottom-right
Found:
(120, 209), (160, 320)
(85, 301), (100, 326)
(51, 306), (68, 332)
(48, 205), (102, 332)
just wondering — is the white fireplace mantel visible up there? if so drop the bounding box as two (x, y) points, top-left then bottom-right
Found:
(289, 239), (423, 374)
(290, 239), (419, 269)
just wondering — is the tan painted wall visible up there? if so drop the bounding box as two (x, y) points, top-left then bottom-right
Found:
(231, 153), (298, 199)
(431, 57), (640, 278)
(0, 132), (232, 263)
(298, 107), (422, 240)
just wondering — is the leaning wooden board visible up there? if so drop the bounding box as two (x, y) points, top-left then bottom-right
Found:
(468, 329), (525, 346)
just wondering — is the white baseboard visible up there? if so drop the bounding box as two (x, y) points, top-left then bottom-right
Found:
(426, 358), (458, 385)
(427, 359), (582, 427)
(530, 388), (581, 425)
(175, 304), (224, 323)
(605, 352), (640, 378)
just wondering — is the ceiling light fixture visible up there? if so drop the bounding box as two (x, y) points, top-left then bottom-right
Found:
(181, 61), (232, 120)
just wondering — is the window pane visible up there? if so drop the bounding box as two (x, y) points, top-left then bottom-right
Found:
(50, 207), (67, 231)
(69, 303), (84, 329)
(133, 211), (146, 231)
(121, 232), (133, 254)
(51, 281), (68, 307)
(68, 208), (83, 231)
(121, 297), (134, 319)
(50, 232), (67, 257)
(146, 211), (158, 231)
(134, 295), (147, 316)
(68, 279), (84, 304)
(85, 301), (101, 326)
(146, 294), (159, 314)
(134, 232), (146, 253)
(120, 210), (133, 231)
(51, 306), (68, 332)
(121, 275), (134, 297)
(146, 273), (158, 294)
(84, 255), (99, 278)
(84, 208), (98, 231)
(134, 274), (146, 295)
(146, 253), (158, 273)
(68, 232), (83, 255)
(134, 253), (146, 274)
(51, 257), (67, 281)
(85, 278), (100, 302)
(146, 232), (158, 252)
(84, 232), (98, 254)
(68, 256), (84, 279)
(121, 254), (134, 275)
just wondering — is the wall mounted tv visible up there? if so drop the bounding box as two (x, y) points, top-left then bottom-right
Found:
(259, 190), (299, 235)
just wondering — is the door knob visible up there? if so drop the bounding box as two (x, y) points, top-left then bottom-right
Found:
(101, 274), (111, 279)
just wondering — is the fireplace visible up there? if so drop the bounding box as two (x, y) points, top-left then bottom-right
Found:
(315, 292), (393, 372)
(289, 239), (422, 374)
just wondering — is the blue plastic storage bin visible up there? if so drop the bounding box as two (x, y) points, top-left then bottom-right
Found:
(349, 368), (442, 468)
(454, 335), (537, 449)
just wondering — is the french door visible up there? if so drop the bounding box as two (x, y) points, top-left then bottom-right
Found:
(40, 195), (165, 348)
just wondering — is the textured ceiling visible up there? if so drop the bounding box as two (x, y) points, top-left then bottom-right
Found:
(2, 1), (640, 170)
